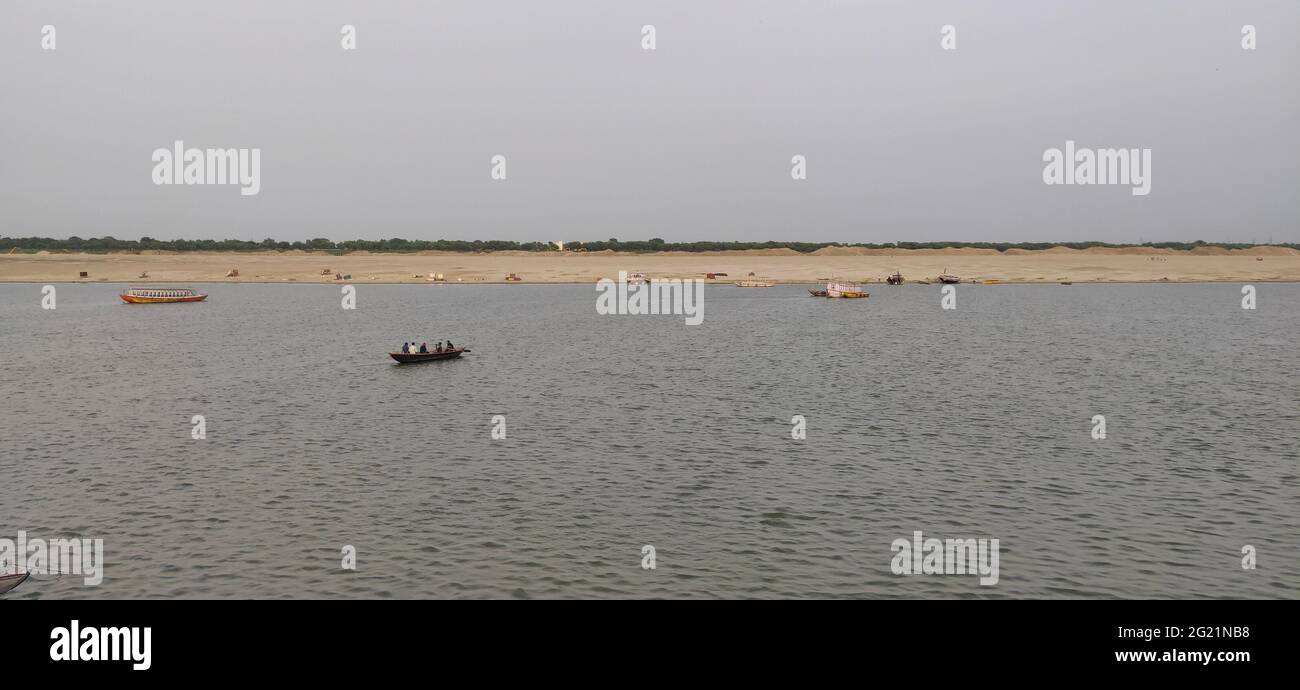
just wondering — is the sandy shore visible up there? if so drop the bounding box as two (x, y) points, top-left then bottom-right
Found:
(2, 246), (1298, 284)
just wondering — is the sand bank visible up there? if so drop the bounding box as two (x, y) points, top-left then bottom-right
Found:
(1, 247), (1297, 284)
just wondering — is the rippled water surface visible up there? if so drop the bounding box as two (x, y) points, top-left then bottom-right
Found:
(2, 282), (1297, 598)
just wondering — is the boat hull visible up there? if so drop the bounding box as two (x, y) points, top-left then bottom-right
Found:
(389, 348), (469, 364)
(0, 572), (28, 596)
(120, 294), (207, 304)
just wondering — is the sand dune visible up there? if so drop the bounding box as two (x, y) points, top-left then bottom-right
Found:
(1, 247), (1297, 284)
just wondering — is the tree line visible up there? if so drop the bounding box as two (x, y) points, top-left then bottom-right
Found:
(2, 236), (1295, 254)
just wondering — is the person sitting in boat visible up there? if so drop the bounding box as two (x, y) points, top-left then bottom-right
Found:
(419, 342), (428, 353)
(435, 342), (442, 352)
(446, 340), (454, 350)
(401, 342), (409, 354)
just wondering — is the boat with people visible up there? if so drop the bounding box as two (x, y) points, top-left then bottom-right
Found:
(886, 272), (904, 285)
(390, 348), (469, 363)
(119, 287), (207, 304)
(390, 340), (470, 363)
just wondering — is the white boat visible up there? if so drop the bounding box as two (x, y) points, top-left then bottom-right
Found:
(734, 272), (773, 287)
(826, 280), (868, 298)
(628, 272), (650, 285)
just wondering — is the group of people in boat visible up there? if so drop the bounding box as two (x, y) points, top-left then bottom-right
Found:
(401, 340), (455, 354)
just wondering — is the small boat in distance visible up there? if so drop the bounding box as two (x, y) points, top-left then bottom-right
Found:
(826, 280), (868, 298)
(735, 272), (773, 287)
(937, 269), (961, 284)
(120, 287), (207, 304)
(628, 272), (650, 285)
(808, 288), (828, 297)
(390, 347), (471, 364)
(0, 572), (28, 596)
(886, 272), (904, 285)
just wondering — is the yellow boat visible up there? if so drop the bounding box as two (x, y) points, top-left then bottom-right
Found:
(826, 280), (868, 299)
(119, 287), (207, 304)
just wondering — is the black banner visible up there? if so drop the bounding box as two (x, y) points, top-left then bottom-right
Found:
(0, 600), (1285, 680)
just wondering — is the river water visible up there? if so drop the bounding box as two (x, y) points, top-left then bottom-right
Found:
(1, 282), (1296, 598)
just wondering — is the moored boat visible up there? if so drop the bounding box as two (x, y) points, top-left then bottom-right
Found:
(808, 288), (828, 297)
(937, 271), (961, 284)
(390, 347), (470, 363)
(119, 287), (207, 304)
(735, 271), (774, 287)
(886, 272), (904, 285)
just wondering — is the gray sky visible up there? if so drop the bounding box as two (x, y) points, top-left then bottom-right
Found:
(2, 0), (1296, 244)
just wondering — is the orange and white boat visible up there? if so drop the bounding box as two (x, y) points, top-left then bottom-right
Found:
(119, 287), (207, 304)
(826, 280), (868, 299)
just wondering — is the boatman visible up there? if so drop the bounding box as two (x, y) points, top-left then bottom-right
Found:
(402, 342), (409, 354)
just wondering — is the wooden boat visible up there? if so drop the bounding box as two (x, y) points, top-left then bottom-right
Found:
(808, 288), (828, 297)
(937, 272), (961, 284)
(119, 287), (207, 304)
(735, 271), (773, 287)
(390, 347), (470, 363)
(886, 272), (904, 285)
(0, 572), (28, 596)
(826, 280), (868, 299)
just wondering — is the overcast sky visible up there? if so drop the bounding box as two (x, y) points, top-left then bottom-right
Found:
(1, 1), (1296, 244)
